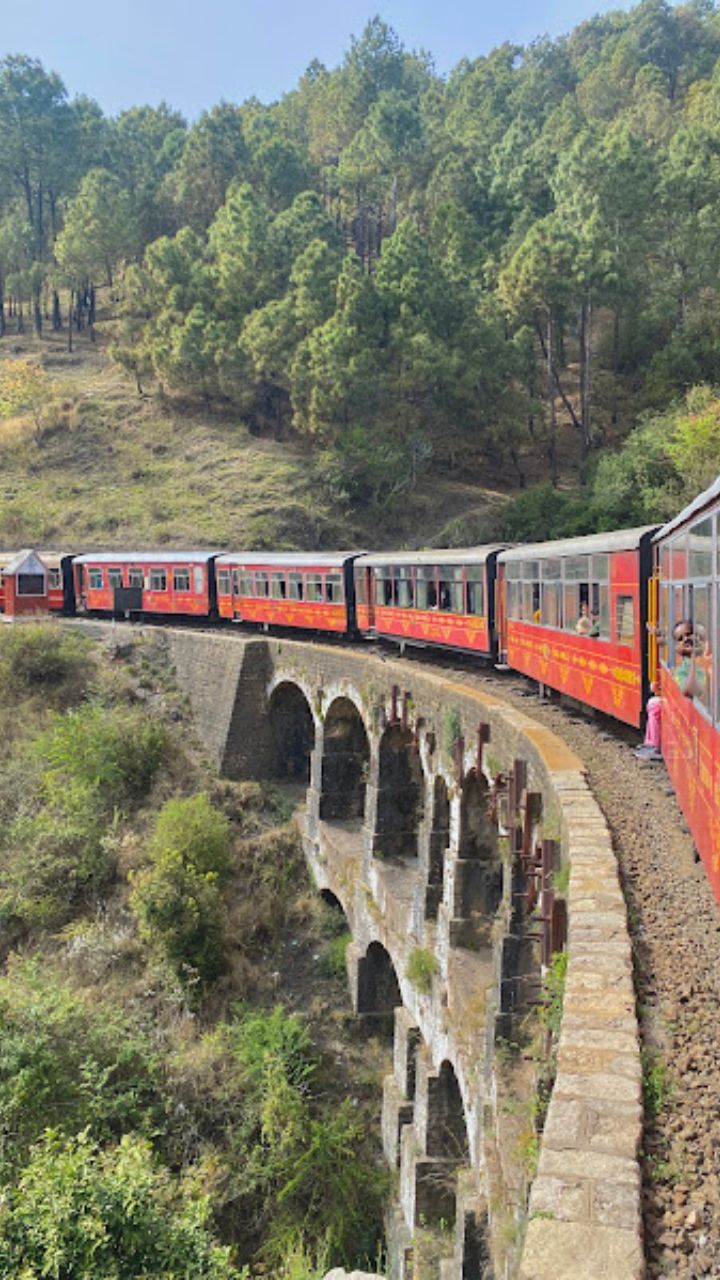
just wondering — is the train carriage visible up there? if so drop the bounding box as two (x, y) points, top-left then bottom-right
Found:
(215, 552), (361, 633)
(74, 552), (220, 618)
(654, 479), (720, 903)
(497, 528), (657, 727)
(354, 547), (504, 658)
(0, 550), (74, 617)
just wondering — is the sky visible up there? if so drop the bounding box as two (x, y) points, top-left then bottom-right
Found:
(1, 0), (637, 120)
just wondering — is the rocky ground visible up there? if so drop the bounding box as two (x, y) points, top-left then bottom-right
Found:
(429, 656), (720, 1279)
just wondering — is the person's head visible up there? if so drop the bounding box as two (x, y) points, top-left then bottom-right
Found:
(673, 620), (694, 654)
(579, 602), (589, 617)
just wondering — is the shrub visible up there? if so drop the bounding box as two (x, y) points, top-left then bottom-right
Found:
(0, 957), (164, 1180)
(33, 702), (168, 811)
(148, 792), (232, 878)
(0, 624), (91, 701)
(406, 947), (439, 995)
(0, 1130), (243, 1279)
(318, 930), (351, 979)
(131, 850), (227, 988)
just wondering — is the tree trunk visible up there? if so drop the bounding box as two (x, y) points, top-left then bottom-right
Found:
(68, 290), (74, 352)
(612, 310), (620, 427)
(33, 286), (42, 336)
(52, 291), (62, 330)
(546, 313), (557, 487)
(579, 293), (592, 456)
(17, 305), (25, 335)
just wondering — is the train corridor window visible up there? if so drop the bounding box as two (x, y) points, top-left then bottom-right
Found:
(17, 573), (45, 596)
(48, 568), (62, 590)
(416, 567), (437, 610)
(149, 569), (167, 592)
(306, 575), (324, 603)
(108, 568), (123, 590)
(353, 571), (366, 606)
(88, 568), (103, 590)
(326, 574), (343, 603)
(691, 584), (713, 716)
(289, 572), (304, 601)
(659, 584), (669, 665)
(690, 518), (713, 579)
(194, 567), (204, 594)
(128, 568), (144, 590)
(255, 572), (270, 598)
(396, 571), (414, 608)
(173, 568), (190, 593)
(591, 582), (610, 639)
(616, 595), (635, 645)
(439, 567), (463, 613)
(671, 533), (688, 581)
(236, 572), (254, 596)
(217, 570), (231, 596)
(541, 560), (562, 627)
(377, 569), (393, 607)
(466, 568), (484, 615)
(271, 573), (287, 600)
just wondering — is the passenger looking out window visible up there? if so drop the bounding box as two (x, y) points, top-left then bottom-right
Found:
(672, 620), (710, 701)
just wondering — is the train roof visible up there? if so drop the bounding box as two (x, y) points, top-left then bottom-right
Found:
(0, 550), (69, 570)
(499, 527), (657, 563)
(74, 551), (221, 565)
(215, 552), (363, 568)
(654, 473), (720, 542)
(355, 546), (506, 568)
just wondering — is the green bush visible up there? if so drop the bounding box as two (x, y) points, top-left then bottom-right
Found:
(0, 958), (164, 1181)
(0, 1130), (243, 1279)
(131, 850), (227, 988)
(406, 947), (439, 994)
(33, 702), (168, 811)
(0, 624), (91, 699)
(148, 792), (232, 878)
(318, 930), (351, 979)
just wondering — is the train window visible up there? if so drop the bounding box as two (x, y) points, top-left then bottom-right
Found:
(376, 569), (393, 607)
(128, 568), (144, 589)
(354, 571), (366, 606)
(271, 573), (286, 600)
(416, 567), (437, 610)
(396, 571), (414, 608)
(326, 574), (343, 603)
(671, 534), (688, 581)
(194, 567), (204, 594)
(17, 573), (45, 596)
(107, 568), (123, 589)
(524, 582), (540, 621)
(306, 575), (324, 603)
(522, 561), (539, 581)
(691, 585), (713, 717)
(565, 556), (590, 581)
(237, 572), (254, 596)
(217, 570), (231, 595)
(592, 583), (610, 638)
(88, 568), (103, 591)
(689, 518), (713, 580)
(541, 559), (561, 581)
(616, 596), (635, 646)
(48, 568), (62, 590)
(506, 562), (522, 580)
(592, 554), (609, 583)
(173, 568), (190, 593)
(255, 572), (270, 598)
(542, 583), (562, 628)
(660, 544), (670, 582)
(289, 572), (304, 601)
(149, 569), (167, 592)
(466, 568), (484, 616)
(439, 567), (463, 613)
(659, 584), (669, 665)
(563, 583), (580, 631)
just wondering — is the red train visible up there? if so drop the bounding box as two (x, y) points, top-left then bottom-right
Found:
(0, 475), (716, 901)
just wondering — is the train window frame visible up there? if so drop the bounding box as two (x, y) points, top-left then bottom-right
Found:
(88, 568), (103, 591)
(466, 567), (484, 616)
(395, 569), (414, 609)
(690, 582), (713, 722)
(438, 566), (464, 614)
(325, 573), (343, 604)
(270, 572), (287, 600)
(17, 573), (46, 597)
(416, 566), (438, 611)
(173, 568), (190, 593)
(237, 571), (254, 597)
(128, 568), (144, 590)
(376, 568), (394, 608)
(615, 595), (635, 646)
(217, 570), (231, 596)
(689, 517), (713, 580)
(255, 572), (270, 598)
(289, 572), (304, 601)
(149, 569), (167, 593)
(48, 568), (62, 590)
(305, 574), (324, 603)
(354, 570), (366, 606)
(193, 566), (204, 594)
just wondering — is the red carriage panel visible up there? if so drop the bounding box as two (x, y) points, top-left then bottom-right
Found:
(661, 670), (720, 902)
(216, 554), (359, 634)
(74, 554), (217, 618)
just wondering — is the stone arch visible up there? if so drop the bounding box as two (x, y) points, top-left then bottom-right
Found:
(267, 681), (316, 782)
(357, 940), (402, 1017)
(374, 723), (424, 860)
(428, 1060), (470, 1163)
(459, 769), (495, 859)
(426, 774), (450, 918)
(320, 696), (370, 822)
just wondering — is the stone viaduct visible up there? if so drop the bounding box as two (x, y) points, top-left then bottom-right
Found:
(99, 625), (645, 1280)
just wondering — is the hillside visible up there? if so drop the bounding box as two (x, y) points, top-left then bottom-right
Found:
(0, 320), (515, 552)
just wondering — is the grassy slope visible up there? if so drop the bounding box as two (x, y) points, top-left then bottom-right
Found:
(0, 322), (513, 553)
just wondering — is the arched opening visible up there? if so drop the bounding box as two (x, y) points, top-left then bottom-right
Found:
(357, 940), (402, 1017)
(426, 775), (450, 918)
(428, 1060), (470, 1162)
(459, 769), (494, 859)
(374, 724), (424, 861)
(320, 697), (369, 823)
(320, 888), (345, 913)
(268, 682), (315, 783)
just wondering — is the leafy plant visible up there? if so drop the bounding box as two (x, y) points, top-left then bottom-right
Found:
(406, 947), (439, 995)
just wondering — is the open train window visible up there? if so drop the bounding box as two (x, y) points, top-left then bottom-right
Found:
(255, 572), (270, 598)
(128, 568), (144, 589)
(236, 572), (253, 596)
(48, 568), (62, 590)
(217, 570), (231, 596)
(17, 573), (45, 596)
(271, 573), (286, 599)
(289, 572), (304, 601)
(173, 568), (190, 593)
(591, 582), (610, 638)
(88, 568), (103, 590)
(306, 575), (323, 603)
(325, 574), (343, 603)
(439, 567), (463, 613)
(108, 568), (123, 590)
(395, 571), (414, 608)
(690, 583), (713, 719)
(149, 569), (167, 592)
(377, 569), (393, 607)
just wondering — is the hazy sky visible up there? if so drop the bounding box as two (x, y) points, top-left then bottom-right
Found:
(2, 0), (636, 119)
